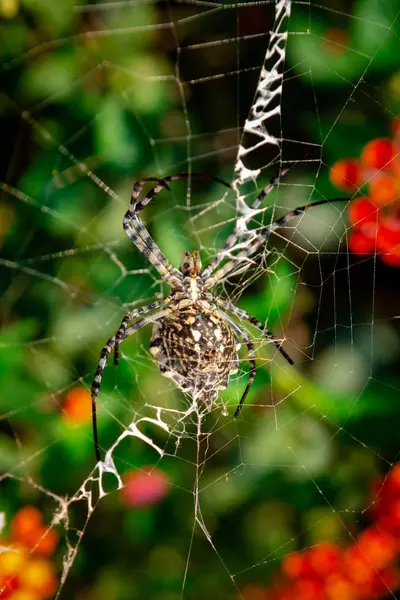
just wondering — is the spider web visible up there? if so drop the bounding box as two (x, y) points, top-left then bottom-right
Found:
(1, 1), (400, 598)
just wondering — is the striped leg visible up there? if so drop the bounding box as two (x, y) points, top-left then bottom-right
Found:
(216, 298), (293, 365)
(217, 309), (257, 417)
(124, 178), (182, 288)
(118, 307), (170, 342)
(91, 335), (116, 463)
(201, 166), (291, 281)
(90, 306), (170, 462)
(204, 197), (349, 288)
(125, 173), (230, 288)
(113, 300), (167, 365)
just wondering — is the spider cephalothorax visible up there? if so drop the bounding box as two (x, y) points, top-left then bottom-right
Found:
(91, 171), (348, 462)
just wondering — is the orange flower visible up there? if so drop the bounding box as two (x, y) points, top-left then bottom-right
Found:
(19, 560), (57, 598)
(27, 527), (59, 558)
(62, 387), (92, 425)
(0, 547), (27, 576)
(11, 508), (58, 558)
(5, 590), (42, 600)
(11, 508), (42, 545)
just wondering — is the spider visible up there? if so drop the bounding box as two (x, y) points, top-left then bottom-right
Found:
(91, 171), (348, 462)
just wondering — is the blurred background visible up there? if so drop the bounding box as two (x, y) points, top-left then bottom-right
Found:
(1, 0), (400, 598)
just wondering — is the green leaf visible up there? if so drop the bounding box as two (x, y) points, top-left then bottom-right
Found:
(352, 0), (400, 70)
(95, 95), (138, 168)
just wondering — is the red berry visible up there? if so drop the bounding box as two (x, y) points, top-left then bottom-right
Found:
(241, 583), (268, 600)
(281, 552), (313, 580)
(391, 117), (400, 140)
(309, 542), (342, 577)
(381, 211), (400, 233)
(330, 159), (361, 192)
(388, 463), (400, 491)
(369, 173), (398, 206)
(380, 566), (400, 593)
(361, 138), (395, 170)
(357, 527), (397, 570)
(376, 225), (400, 252)
(293, 577), (325, 600)
(349, 232), (375, 255)
(390, 500), (400, 522)
(381, 244), (400, 266)
(348, 197), (377, 227)
(343, 545), (374, 585)
(378, 499), (400, 535)
(325, 572), (357, 600)
(358, 565), (400, 599)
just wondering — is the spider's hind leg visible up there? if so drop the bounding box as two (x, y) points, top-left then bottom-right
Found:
(235, 338), (256, 417)
(216, 309), (257, 416)
(216, 299), (294, 366)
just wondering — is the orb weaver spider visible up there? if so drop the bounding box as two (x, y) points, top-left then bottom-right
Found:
(91, 170), (348, 462)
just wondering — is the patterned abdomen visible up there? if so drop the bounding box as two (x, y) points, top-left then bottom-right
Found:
(149, 307), (239, 408)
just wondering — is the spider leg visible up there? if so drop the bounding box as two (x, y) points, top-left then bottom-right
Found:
(201, 166), (291, 281)
(217, 309), (256, 417)
(125, 173), (230, 289)
(90, 307), (170, 462)
(125, 179), (182, 288)
(216, 298), (294, 365)
(134, 172), (230, 213)
(204, 196), (349, 288)
(118, 307), (170, 341)
(113, 299), (168, 365)
(91, 334), (115, 463)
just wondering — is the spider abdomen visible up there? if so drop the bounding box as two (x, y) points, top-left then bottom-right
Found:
(149, 306), (239, 409)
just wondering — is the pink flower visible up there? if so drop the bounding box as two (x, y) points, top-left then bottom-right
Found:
(120, 466), (170, 508)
